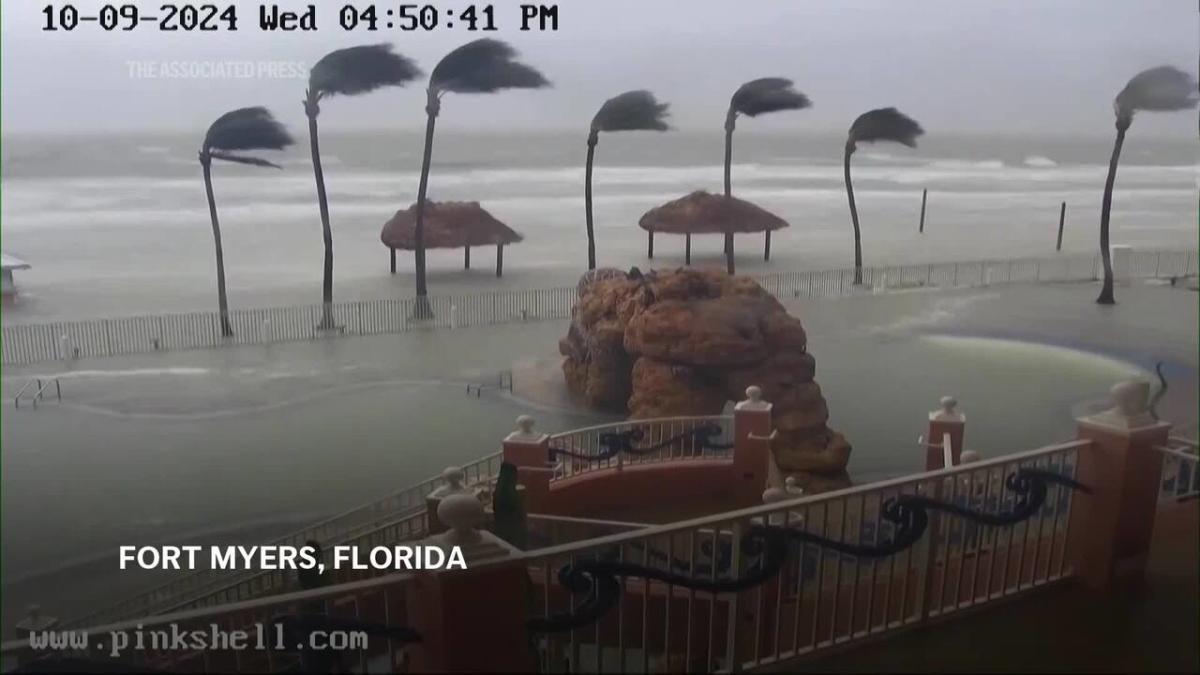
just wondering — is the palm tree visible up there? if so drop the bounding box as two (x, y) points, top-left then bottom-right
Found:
(843, 107), (923, 284)
(724, 78), (810, 274)
(306, 44), (421, 328)
(199, 107), (293, 337)
(586, 90), (670, 270)
(1096, 65), (1197, 305)
(412, 38), (549, 317)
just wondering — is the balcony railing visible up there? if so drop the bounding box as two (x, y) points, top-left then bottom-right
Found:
(1158, 437), (1199, 501)
(548, 415), (735, 482)
(522, 438), (1086, 672)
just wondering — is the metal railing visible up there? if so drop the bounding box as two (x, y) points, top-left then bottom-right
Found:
(548, 415), (735, 482)
(64, 452), (503, 629)
(524, 439), (1086, 672)
(5, 249), (1195, 366)
(2, 570), (421, 674)
(13, 377), (61, 409)
(1158, 436), (1199, 501)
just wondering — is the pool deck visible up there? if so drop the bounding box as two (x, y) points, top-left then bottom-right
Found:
(796, 498), (1199, 673)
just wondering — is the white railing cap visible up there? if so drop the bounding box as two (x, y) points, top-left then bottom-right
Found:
(735, 385), (772, 412)
(1080, 379), (1163, 431)
(929, 395), (965, 423)
(505, 414), (547, 443)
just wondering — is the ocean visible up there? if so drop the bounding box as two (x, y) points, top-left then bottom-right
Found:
(1, 129), (1196, 323)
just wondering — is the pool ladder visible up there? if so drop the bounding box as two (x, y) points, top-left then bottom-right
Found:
(14, 377), (61, 409)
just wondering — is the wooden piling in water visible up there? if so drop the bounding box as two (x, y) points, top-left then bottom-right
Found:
(496, 244), (504, 277)
(919, 189), (928, 234)
(764, 231), (772, 261)
(685, 234), (692, 265)
(464, 246), (471, 269)
(1056, 201), (1066, 251)
(389, 248), (396, 274)
(647, 230), (654, 259)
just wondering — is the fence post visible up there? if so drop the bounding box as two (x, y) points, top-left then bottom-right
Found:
(1068, 380), (1171, 591)
(424, 467), (472, 535)
(733, 386), (774, 504)
(925, 396), (965, 470)
(406, 494), (533, 673)
(503, 415), (552, 513)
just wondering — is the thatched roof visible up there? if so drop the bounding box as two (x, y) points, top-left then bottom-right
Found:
(638, 191), (789, 235)
(381, 201), (524, 250)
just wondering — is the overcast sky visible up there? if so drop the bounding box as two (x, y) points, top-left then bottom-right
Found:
(2, 0), (1197, 136)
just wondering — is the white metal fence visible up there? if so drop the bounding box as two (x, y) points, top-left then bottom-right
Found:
(5, 250), (1195, 366)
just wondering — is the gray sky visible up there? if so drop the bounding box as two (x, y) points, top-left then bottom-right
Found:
(2, 0), (1197, 136)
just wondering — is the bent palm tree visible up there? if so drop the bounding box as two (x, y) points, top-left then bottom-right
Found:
(586, 90), (670, 270)
(724, 78), (810, 274)
(413, 38), (549, 317)
(844, 108), (923, 284)
(307, 44), (421, 328)
(1096, 65), (1197, 305)
(199, 107), (293, 337)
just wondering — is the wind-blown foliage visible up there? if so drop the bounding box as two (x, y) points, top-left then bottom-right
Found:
(410, 39), (549, 317)
(843, 107), (923, 284)
(306, 45), (421, 328)
(200, 107), (293, 337)
(1097, 65), (1197, 305)
(430, 38), (549, 94)
(730, 77), (811, 117)
(723, 77), (810, 274)
(309, 44), (422, 98)
(847, 107), (924, 149)
(591, 90), (671, 133)
(203, 107), (293, 158)
(584, 90), (670, 270)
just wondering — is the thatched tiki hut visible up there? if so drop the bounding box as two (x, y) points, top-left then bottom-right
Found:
(638, 190), (788, 264)
(381, 201), (524, 277)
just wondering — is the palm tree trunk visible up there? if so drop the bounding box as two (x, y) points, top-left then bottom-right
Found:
(723, 111), (736, 275)
(306, 95), (336, 329)
(584, 131), (598, 270)
(413, 90), (439, 319)
(201, 157), (233, 337)
(844, 142), (863, 285)
(1097, 122), (1128, 305)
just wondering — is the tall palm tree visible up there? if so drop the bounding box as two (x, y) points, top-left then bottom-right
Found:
(306, 44), (421, 328)
(199, 107), (293, 337)
(724, 78), (810, 274)
(586, 90), (670, 270)
(412, 38), (549, 317)
(1096, 65), (1197, 305)
(843, 107), (923, 285)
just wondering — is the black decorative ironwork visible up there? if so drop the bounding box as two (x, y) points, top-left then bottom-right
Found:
(548, 423), (733, 463)
(527, 468), (1088, 633)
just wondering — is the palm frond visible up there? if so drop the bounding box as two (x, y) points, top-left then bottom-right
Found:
(1115, 65), (1199, 118)
(591, 90), (670, 133)
(204, 107), (294, 153)
(430, 38), (550, 94)
(310, 44), (422, 98)
(208, 152), (283, 169)
(848, 107), (924, 148)
(730, 77), (811, 117)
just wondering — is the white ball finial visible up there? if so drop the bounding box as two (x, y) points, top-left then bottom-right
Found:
(960, 450), (981, 464)
(442, 466), (464, 490)
(784, 476), (803, 495)
(762, 485), (786, 504)
(516, 415), (535, 434)
(437, 492), (485, 544)
(940, 396), (957, 414)
(746, 386), (762, 402)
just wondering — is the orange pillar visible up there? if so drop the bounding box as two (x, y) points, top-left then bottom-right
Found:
(926, 396), (965, 470)
(502, 415), (553, 513)
(733, 386), (774, 504)
(1068, 380), (1171, 591)
(406, 494), (536, 672)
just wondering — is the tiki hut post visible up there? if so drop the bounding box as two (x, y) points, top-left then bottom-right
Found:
(685, 233), (692, 265)
(390, 247), (397, 274)
(496, 244), (504, 277)
(465, 246), (471, 269)
(764, 230), (771, 261)
(647, 229), (654, 259)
